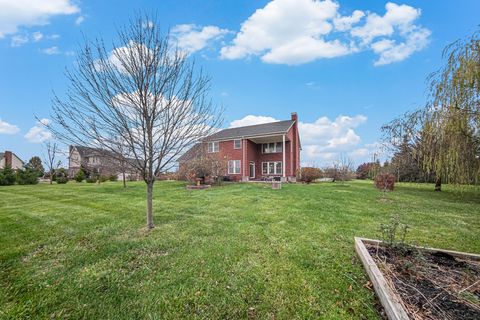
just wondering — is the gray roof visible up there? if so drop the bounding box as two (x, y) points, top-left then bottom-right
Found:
(205, 120), (295, 141)
(0, 153), (4, 160)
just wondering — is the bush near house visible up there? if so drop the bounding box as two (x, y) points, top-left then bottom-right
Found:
(297, 167), (322, 183)
(16, 167), (40, 185)
(374, 173), (396, 191)
(74, 169), (86, 182)
(0, 165), (16, 186)
(55, 168), (69, 184)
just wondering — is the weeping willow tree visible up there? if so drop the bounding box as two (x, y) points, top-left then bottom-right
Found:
(383, 31), (480, 190)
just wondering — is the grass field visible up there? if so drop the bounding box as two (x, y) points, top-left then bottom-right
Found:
(0, 180), (479, 319)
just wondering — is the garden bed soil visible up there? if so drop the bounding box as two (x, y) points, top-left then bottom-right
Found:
(365, 242), (480, 320)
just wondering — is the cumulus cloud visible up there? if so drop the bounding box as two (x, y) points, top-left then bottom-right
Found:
(220, 0), (429, 66)
(229, 115), (279, 128)
(25, 118), (52, 143)
(0, 0), (79, 38)
(0, 118), (20, 134)
(171, 24), (230, 55)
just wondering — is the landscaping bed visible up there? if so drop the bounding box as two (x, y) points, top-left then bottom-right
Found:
(356, 238), (480, 320)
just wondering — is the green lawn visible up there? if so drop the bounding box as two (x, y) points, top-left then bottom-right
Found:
(0, 180), (479, 319)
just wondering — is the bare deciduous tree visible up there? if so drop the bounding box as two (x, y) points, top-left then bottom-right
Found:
(45, 14), (222, 229)
(43, 141), (62, 185)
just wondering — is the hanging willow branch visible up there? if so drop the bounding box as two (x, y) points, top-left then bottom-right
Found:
(382, 30), (480, 187)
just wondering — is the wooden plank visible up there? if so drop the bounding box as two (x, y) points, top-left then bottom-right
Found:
(354, 237), (410, 320)
(359, 238), (480, 261)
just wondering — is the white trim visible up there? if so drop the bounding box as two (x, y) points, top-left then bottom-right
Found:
(207, 141), (219, 153)
(261, 142), (283, 154)
(249, 161), (255, 178)
(234, 139), (242, 149)
(261, 161), (282, 175)
(228, 160), (241, 174)
(282, 134), (286, 178)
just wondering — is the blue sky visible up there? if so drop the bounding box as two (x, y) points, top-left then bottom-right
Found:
(0, 0), (479, 167)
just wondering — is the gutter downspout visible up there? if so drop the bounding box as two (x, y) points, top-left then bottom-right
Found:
(282, 134), (286, 181)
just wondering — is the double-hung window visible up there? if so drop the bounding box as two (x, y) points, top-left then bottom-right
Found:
(261, 142), (283, 153)
(262, 161), (282, 175)
(208, 141), (219, 153)
(228, 160), (241, 174)
(234, 139), (242, 149)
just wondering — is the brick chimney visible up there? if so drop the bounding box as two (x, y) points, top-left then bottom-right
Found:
(291, 112), (297, 122)
(4, 151), (12, 167)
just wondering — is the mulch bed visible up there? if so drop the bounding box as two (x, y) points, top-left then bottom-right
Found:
(366, 243), (480, 320)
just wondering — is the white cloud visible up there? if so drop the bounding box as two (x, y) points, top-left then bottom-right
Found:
(10, 34), (28, 47)
(229, 115), (279, 128)
(0, 118), (20, 134)
(75, 15), (85, 25)
(0, 0), (79, 38)
(220, 0), (429, 66)
(32, 31), (43, 41)
(41, 46), (60, 55)
(24, 118), (52, 143)
(334, 10), (365, 31)
(171, 24), (230, 55)
(371, 27), (430, 66)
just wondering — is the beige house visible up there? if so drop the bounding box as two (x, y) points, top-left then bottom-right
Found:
(0, 151), (24, 170)
(69, 145), (140, 180)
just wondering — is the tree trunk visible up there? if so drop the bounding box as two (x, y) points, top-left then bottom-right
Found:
(146, 181), (154, 229)
(434, 177), (442, 192)
(122, 170), (126, 188)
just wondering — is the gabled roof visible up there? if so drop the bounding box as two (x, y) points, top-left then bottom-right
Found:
(205, 120), (295, 141)
(177, 143), (203, 162)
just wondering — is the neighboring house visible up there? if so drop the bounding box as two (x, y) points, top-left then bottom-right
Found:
(178, 112), (301, 182)
(68, 145), (141, 180)
(0, 151), (24, 170)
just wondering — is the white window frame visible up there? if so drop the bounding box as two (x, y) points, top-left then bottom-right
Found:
(261, 142), (283, 154)
(208, 141), (219, 153)
(261, 161), (282, 175)
(228, 160), (241, 174)
(234, 139), (242, 149)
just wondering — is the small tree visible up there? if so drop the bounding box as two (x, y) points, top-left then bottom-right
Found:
(43, 141), (62, 185)
(74, 168), (86, 182)
(356, 162), (375, 179)
(0, 166), (16, 186)
(27, 156), (45, 177)
(45, 14), (222, 229)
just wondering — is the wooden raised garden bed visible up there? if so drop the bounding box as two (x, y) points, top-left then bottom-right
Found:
(355, 237), (480, 320)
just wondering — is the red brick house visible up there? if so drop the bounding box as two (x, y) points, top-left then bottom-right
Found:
(179, 112), (301, 182)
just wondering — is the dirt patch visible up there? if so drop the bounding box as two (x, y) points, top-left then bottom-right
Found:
(366, 243), (480, 320)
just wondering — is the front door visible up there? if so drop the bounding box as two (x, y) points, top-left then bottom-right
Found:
(249, 162), (255, 179)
